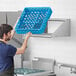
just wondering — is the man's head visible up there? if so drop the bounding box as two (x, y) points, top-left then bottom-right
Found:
(0, 24), (13, 41)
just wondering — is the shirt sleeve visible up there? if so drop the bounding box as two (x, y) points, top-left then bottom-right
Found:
(7, 45), (17, 56)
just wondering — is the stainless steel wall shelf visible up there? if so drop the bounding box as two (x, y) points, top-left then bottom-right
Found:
(23, 18), (71, 38)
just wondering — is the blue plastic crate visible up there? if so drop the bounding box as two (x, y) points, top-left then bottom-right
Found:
(15, 7), (52, 34)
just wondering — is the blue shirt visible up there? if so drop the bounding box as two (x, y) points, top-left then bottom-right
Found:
(0, 41), (17, 72)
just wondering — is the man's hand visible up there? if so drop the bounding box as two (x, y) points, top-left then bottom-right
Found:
(25, 32), (32, 40)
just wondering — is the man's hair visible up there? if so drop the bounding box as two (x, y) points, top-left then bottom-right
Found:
(0, 24), (13, 39)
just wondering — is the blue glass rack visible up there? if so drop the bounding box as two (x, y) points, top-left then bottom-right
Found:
(15, 7), (52, 34)
(14, 68), (45, 75)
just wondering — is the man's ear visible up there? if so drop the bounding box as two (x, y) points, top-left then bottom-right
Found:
(3, 33), (6, 39)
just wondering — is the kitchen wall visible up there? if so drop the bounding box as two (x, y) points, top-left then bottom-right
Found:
(0, 0), (76, 64)
(0, 0), (76, 75)
(21, 0), (76, 65)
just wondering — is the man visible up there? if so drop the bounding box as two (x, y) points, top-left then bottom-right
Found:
(0, 19), (32, 76)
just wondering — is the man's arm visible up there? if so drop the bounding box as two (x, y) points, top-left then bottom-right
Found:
(16, 32), (32, 54)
